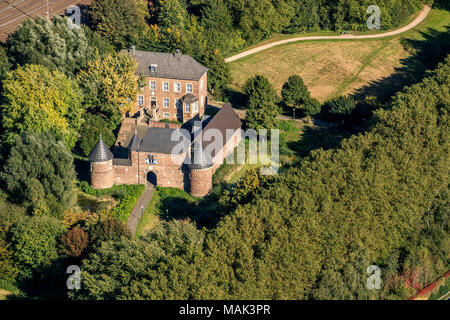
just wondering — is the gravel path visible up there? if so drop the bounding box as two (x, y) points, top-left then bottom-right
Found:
(225, 6), (431, 63)
(126, 185), (155, 237)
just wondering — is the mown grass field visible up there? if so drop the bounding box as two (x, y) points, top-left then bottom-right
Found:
(229, 9), (450, 103)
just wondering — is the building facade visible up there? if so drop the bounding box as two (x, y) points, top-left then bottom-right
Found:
(129, 48), (208, 123)
(89, 104), (242, 197)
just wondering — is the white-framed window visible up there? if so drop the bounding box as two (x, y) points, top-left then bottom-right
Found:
(138, 95), (144, 106)
(193, 101), (198, 112)
(150, 81), (156, 91)
(186, 83), (193, 93)
(163, 97), (169, 108)
(151, 97), (157, 107)
(163, 81), (169, 91)
(163, 112), (170, 117)
(150, 64), (157, 73)
(185, 103), (190, 112)
(200, 79), (203, 90)
(200, 95), (203, 107)
(174, 82), (181, 92)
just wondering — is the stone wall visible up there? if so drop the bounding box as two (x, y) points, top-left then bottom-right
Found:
(91, 160), (114, 189)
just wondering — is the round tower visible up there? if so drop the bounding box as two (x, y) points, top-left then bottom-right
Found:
(188, 141), (213, 197)
(88, 135), (114, 189)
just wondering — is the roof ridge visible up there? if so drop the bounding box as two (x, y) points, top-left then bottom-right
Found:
(89, 135), (114, 162)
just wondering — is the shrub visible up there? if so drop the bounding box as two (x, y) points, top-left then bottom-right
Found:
(60, 226), (89, 258)
(86, 217), (131, 251)
(322, 96), (357, 123)
(112, 185), (145, 223)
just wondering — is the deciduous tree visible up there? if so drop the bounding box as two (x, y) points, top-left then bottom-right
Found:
(90, 0), (146, 49)
(0, 64), (84, 148)
(6, 16), (99, 76)
(77, 52), (139, 127)
(0, 132), (77, 217)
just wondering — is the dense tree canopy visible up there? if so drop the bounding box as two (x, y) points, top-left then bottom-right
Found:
(90, 0), (146, 49)
(244, 75), (278, 108)
(200, 49), (232, 97)
(77, 114), (116, 157)
(0, 64), (84, 148)
(281, 75), (321, 118)
(73, 54), (449, 300)
(281, 75), (311, 109)
(9, 215), (66, 280)
(6, 16), (99, 77)
(77, 52), (139, 127)
(0, 132), (77, 217)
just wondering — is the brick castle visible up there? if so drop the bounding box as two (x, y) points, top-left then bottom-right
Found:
(88, 50), (242, 197)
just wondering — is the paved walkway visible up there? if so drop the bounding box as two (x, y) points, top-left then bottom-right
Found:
(126, 185), (155, 237)
(225, 6), (431, 62)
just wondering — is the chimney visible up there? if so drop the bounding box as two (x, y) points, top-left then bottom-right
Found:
(175, 49), (181, 59)
(130, 45), (136, 56)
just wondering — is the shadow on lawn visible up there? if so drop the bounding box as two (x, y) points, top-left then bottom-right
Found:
(287, 124), (355, 160)
(158, 195), (219, 229)
(352, 26), (450, 105)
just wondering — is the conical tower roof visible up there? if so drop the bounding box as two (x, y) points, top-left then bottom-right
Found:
(88, 135), (113, 162)
(128, 129), (140, 151)
(188, 140), (213, 170)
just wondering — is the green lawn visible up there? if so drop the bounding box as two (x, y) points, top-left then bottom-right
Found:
(225, 6), (424, 58)
(135, 188), (161, 238)
(228, 9), (450, 104)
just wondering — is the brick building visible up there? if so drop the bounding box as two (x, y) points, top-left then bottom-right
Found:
(89, 103), (242, 197)
(128, 47), (208, 123)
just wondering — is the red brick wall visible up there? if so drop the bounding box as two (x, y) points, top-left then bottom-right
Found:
(147, 120), (181, 129)
(91, 160), (114, 189)
(136, 151), (186, 189)
(190, 167), (213, 197)
(134, 72), (208, 122)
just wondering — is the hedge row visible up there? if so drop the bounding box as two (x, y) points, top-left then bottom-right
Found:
(112, 185), (145, 223)
(79, 181), (145, 223)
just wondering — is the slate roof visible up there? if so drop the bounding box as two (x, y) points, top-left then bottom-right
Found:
(139, 127), (189, 154)
(188, 141), (213, 170)
(89, 135), (114, 162)
(131, 50), (208, 81)
(128, 130), (141, 151)
(197, 103), (242, 150)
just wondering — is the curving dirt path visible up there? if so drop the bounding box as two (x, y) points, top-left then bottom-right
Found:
(225, 6), (431, 63)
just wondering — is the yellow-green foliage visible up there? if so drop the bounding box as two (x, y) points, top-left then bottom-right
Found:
(0, 64), (84, 148)
(77, 52), (139, 127)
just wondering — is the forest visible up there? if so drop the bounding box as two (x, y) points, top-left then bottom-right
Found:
(0, 0), (448, 300)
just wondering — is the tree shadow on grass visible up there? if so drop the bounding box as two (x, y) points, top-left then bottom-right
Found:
(287, 123), (355, 160)
(8, 257), (73, 300)
(224, 87), (247, 109)
(351, 26), (450, 105)
(158, 195), (219, 229)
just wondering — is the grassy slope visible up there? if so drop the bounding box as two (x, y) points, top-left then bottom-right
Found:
(225, 7), (423, 58)
(229, 9), (450, 103)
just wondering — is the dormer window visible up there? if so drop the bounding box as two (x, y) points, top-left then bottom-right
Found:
(150, 64), (157, 73)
